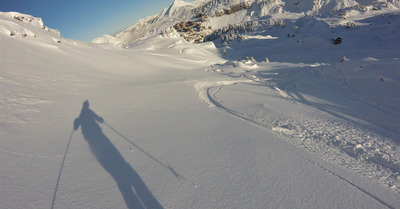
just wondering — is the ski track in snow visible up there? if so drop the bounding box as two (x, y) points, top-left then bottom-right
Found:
(198, 81), (398, 208)
(193, 57), (400, 195)
(189, 76), (398, 208)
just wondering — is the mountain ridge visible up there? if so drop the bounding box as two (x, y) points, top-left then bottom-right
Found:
(92, 0), (400, 45)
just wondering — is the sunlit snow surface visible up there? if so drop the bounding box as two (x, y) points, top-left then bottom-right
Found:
(1, 5), (400, 209)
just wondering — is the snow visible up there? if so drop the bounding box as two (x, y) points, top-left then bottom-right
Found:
(91, 34), (119, 44)
(245, 34), (278, 39)
(1, 0), (400, 208)
(164, 0), (196, 17)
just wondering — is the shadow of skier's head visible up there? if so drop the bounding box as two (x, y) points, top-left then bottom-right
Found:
(74, 100), (104, 135)
(83, 99), (89, 109)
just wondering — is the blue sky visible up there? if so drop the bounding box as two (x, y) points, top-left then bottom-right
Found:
(0, 0), (195, 42)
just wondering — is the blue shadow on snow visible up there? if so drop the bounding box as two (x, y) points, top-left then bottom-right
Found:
(74, 100), (163, 209)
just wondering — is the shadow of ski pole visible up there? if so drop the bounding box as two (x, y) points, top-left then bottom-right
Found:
(103, 121), (186, 180)
(51, 129), (74, 209)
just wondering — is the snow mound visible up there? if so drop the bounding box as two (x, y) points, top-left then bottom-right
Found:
(92, 34), (118, 44)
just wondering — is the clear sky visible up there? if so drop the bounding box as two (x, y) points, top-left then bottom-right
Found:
(0, 0), (195, 42)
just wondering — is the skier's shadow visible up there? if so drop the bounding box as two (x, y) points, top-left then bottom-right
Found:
(74, 100), (163, 209)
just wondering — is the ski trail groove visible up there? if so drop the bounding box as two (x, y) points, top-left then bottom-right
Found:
(292, 152), (396, 209)
(206, 85), (396, 209)
(212, 86), (223, 99)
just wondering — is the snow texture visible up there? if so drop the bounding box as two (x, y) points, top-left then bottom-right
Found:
(1, 0), (400, 208)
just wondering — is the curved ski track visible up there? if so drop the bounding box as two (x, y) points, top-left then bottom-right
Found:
(205, 84), (397, 209)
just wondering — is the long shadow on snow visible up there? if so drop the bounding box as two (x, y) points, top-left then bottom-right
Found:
(74, 100), (163, 209)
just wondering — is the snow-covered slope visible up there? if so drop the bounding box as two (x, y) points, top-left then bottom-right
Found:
(1, 3), (400, 209)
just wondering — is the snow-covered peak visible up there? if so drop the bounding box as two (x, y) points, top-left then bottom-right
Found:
(160, 0), (194, 17)
(0, 12), (63, 43)
(2, 12), (45, 28)
(172, 0), (195, 9)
